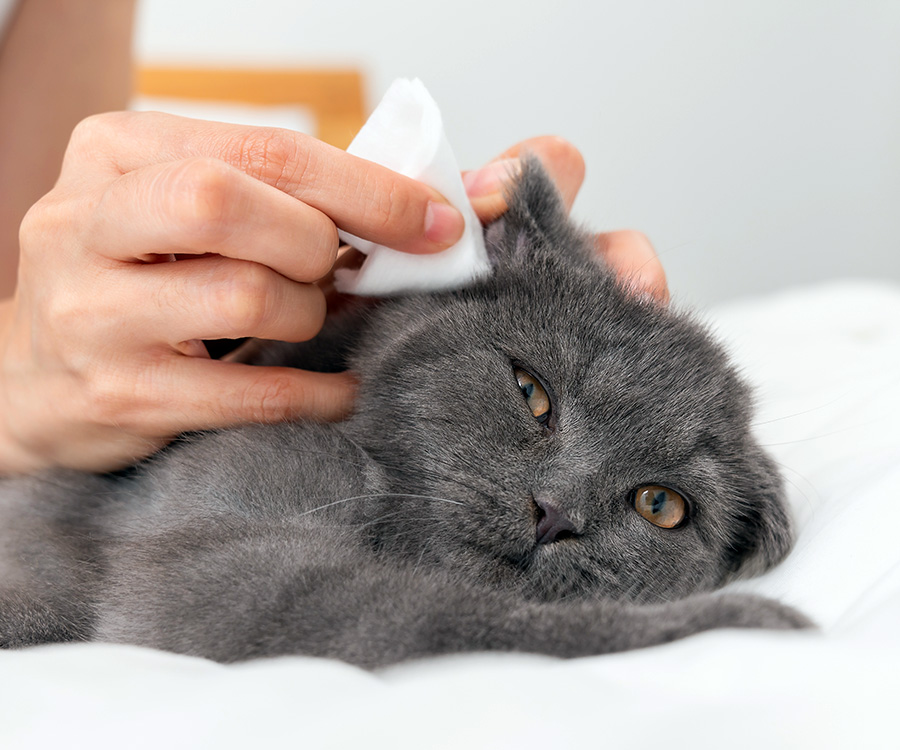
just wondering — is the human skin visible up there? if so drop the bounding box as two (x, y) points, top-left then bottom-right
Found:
(0, 3), (667, 476)
(0, 0), (136, 298)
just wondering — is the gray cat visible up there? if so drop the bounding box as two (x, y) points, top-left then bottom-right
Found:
(0, 160), (809, 668)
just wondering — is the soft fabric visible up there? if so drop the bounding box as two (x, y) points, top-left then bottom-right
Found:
(1, 280), (897, 749)
(335, 78), (489, 296)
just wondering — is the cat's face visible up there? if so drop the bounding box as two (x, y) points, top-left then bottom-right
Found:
(348, 162), (792, 603)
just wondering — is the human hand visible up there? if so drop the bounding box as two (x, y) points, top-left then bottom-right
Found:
(0, 112), (465, 474)
(462, 136), (669, 303)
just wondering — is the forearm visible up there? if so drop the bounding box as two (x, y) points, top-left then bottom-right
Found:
(0, 0), (136, 298)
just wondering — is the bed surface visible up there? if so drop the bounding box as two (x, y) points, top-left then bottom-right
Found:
(2, 280), (898, 749)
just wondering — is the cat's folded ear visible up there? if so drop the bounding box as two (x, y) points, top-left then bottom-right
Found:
(722, 454), (795, 582)
(483, 157), (590, 268)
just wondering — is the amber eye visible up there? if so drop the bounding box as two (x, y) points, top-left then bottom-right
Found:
(633, 485), (688, 529)
(513, 367), (552, 427)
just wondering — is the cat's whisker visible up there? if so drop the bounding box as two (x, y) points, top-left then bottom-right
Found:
(406, 461), (496, 498)
(371, 492), (465, 506)
(299, 492), (465, 519)
(770, 461), (819, 516)
(751, 392), (852, 427)
(334, 497), (451, 519)
(335, 432), (373, 463)
(758, 421), (875, 448)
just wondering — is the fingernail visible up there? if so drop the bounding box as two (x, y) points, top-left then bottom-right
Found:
(424, 201), (465, 248)
(463, 158), (520, 198)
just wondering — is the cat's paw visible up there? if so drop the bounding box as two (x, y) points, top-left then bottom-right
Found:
(614, 592), (815, 652)
(686, 592), (814, 633)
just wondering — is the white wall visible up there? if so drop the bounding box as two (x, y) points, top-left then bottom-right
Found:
(135, 0), (900, 308)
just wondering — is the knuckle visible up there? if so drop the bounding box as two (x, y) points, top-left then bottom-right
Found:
(17, 196), (53, 253)
(67, 111), (133, 157)
(235, 127), (308, 190)
(215, 262), (273, 336)
(37, 278), (122, 352)
(369, 179), (413, 238)
(243, 374), (298, 423)
(166, 157), (240, 245)
(30, 288), (108, 363)
(79, 360), (167, 434)
(67, 113), (112, 151)
(81, 371), (133, 428)
(260, 129), (301, 177)
(42, 289), (86, 335)
(21, 195), (105, 274)
(20, 188), (108, 270)
(305, 214), (340, 279)
(293, 287), (327, 342)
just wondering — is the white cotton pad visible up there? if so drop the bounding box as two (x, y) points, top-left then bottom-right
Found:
(334, 78), (490, 296)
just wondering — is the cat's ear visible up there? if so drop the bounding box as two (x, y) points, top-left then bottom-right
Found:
(722, 455), (795, 581)
(483, 157), (586, 267)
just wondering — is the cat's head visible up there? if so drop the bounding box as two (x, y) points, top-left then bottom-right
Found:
(348, 159), (792, 602)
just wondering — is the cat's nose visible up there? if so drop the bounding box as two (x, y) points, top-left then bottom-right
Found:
(534, 496), (579, 545)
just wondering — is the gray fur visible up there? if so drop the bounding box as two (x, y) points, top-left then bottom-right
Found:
(0, 160), (809, 668)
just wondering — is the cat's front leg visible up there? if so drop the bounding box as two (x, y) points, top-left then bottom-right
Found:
(96, 550), (810, 668)
(0, 472), (110, 648)
(353, 585), (813, 667)
(545, 591), (812, 658)
(339, 585), (812, 668)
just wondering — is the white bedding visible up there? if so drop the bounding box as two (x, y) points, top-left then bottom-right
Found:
(2, 280), (898, 750)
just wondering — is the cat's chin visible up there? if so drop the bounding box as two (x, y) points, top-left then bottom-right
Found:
(463, 538), (607, 603)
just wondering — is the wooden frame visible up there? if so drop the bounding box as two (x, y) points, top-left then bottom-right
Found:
(136, 67), (366, 149)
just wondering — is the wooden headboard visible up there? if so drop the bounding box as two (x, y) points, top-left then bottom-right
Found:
(136, 67), (366, 149)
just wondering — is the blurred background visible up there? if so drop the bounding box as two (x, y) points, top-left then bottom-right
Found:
(134, 0), (900, 309)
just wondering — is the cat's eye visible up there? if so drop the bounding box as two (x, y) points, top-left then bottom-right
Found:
(633, 485), (688, 529)
(513, 366), (553, 428)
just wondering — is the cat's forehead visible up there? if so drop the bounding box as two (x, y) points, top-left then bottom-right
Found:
(373, 249), (745, 425)
(477, 266), (728, 379)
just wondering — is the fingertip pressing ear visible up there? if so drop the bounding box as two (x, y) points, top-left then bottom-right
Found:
(480, 136), (585, 212)
(483, 157), (580, 267)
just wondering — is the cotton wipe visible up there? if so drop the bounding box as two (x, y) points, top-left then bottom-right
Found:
(335, 78), (489, 296)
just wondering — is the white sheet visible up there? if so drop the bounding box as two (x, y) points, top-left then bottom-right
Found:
(2, 280), (898, 750)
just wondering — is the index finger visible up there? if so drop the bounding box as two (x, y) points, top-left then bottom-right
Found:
(65, 111), (465, 255)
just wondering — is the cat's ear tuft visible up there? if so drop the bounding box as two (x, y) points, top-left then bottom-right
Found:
(483, 156), (583, 267)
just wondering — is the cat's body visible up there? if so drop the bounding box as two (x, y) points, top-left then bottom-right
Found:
(0, 162), (808, 667)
